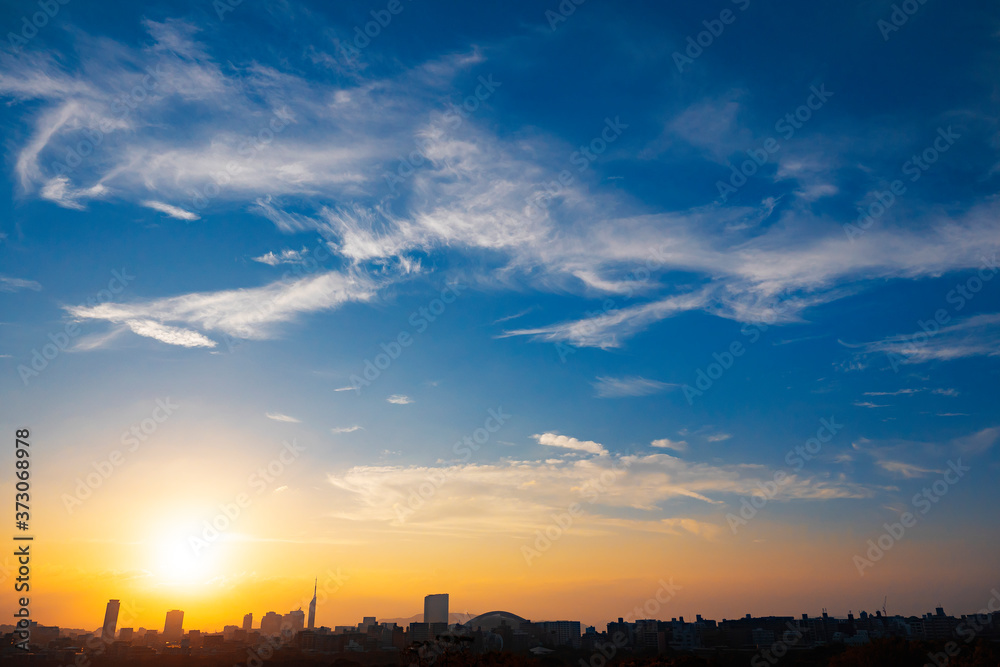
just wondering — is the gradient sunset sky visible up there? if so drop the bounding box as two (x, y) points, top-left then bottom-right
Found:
(1, 0), (999, 633)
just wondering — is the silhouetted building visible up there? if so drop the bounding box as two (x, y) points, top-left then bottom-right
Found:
(425, 594), (449, 624)
(164, 610), (184, 642)
(102, 600), (120, 642)
(243, 613), (252, 632)
(261, 612), (282, 636)
(308, 579), (317, 629)
(118, 627), (133, 642)
(284, 609), (305, 633)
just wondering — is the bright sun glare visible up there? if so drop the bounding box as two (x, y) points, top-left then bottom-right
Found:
(152, 528), (223, 585)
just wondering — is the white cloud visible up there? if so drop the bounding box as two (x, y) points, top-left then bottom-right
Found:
(706, 433), (731, 442)
(386, 394), (412, 405)
(863, 388), (922, 396)
(252, 249), (306, 266)
(123, 319), (216, 348)
(651, 438), (688, 452)
(592, 376), (676, 398)
(876, 460), (940, 478)
(5, 18), (1000, 351)
(533, 433), (608, 457)
(66, 270), (376, 347)
(332, 425), (363, 433)
(141, 200), (200, 221)
(856, 313), (1000, 365)
(39, 176), (107, 210)
(324, 451), (878, 537)
(0, 276), (42, 292)
(266, 412), (300, 423)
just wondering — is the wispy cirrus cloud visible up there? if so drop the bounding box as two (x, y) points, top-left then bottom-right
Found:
(852, 428), (999, 479)
(252, 249), (307, 266)
(0, 276), (42, 292)
(141, 200), (200, 221)
(65, 270), (377, 347)
(325, 450), (878, 537)
(876, 460), (941, 478)
(3, 14), (1000, 353)
(331, 425), (363, 433)
(592, 375), (676, 398)
(266, 412), (300, 423)
(123, 319), (216, 348)
(853, 313), (1000, 365)
(386, 394), (412, 405)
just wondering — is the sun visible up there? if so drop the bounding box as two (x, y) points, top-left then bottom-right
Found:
(149, 526), (225, 586)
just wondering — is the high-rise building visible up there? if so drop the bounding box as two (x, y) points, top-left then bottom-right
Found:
(283, 609), (305, 633)
(118, 628), (134, 642)
(243, 613), (253, 632)
(308, 579), (317, 630)
(164, 610), (184, 642)
(102, 600), (120, 642)
(424, 594), (449, 624)
(261, 611), (282, 636)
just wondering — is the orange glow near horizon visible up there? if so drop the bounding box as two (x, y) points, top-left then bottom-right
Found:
(2, 421), (996, 634)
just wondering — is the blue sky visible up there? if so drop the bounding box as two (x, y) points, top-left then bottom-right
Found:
(1, 0), (999, 625)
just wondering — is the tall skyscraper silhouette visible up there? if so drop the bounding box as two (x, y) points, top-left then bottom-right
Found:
(102, 600), (120, 642)
(308, 578), (317, 629)
(164, 609), (184, 642)
(243, 613), (253, 632)
(424, 594), (449, 624)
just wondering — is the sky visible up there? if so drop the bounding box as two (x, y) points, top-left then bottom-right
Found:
(1, 0), (999, 634)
